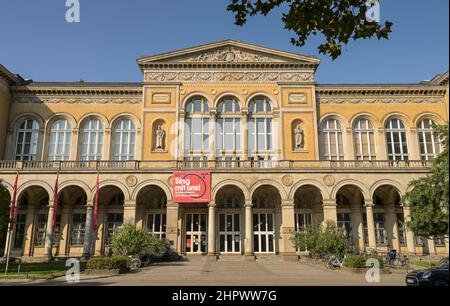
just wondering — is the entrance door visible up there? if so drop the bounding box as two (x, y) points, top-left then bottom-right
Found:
(219, 213), (241, 253)
(185, 213), (207, 254)
(253, 213), (275, 253)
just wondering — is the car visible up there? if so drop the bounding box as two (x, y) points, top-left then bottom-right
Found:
(405, 257), (449, 286)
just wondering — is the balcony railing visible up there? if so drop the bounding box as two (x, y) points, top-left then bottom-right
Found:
(0, 159), (433, 171)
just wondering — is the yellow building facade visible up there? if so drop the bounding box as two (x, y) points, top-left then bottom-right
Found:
(0, 40), (448, 261)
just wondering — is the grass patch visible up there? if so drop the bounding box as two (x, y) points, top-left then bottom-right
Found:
(410, 260), (439, 269)
(0, 261), (85, 280)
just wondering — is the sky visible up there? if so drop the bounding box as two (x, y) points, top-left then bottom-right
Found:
(0, 0), (448, 84)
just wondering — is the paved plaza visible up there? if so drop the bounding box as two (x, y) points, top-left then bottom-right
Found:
(1, 257), (406, 286)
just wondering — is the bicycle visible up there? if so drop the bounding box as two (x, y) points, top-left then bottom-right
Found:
(327, 253), (347, 270)
(127, 256), (142, 271)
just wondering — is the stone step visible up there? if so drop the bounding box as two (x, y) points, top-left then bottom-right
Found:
(218, 255), (245, 261)
(255, 255), (283, 262)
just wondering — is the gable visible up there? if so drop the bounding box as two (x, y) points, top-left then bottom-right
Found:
(137, 40), (319, 66)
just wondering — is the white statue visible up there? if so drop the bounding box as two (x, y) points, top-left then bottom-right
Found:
(294, 124), (304, 150)
(155, 125), (165, 149)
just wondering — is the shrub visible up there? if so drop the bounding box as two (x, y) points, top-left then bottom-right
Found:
(291, 221), (348, 259)
(111, 224), (168, 257)
(344, 255), (385, 269)
(86, 256), (129, 270)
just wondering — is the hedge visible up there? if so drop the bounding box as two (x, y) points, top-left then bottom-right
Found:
(86, 256), (129, 270)
(344, 255), (385, 269)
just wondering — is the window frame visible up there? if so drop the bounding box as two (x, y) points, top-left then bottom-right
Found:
(417, 118), (441, 161)
(113, 118), (136, 161)
(321, 118), (344, 160)
(48, 119), (72, 161)
(81, 118), (104, 161)
(353, 118), (376, 160)
(14, 119), (40, 161)
(385, 118), (409, 161)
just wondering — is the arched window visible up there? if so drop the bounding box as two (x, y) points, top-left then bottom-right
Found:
(321, 118), (343, 160)
(216, 96), (241, 156)
(417, 118), (441, 161)
(184, 96), (210, 159)
(48, 119), (72, 161)
(248, 96), (273, 159)
(81, 118), (103, 160)
(385, 118), (408, 161)
(15, 119), (39, 161)
(113, 119), (136, 160)
(353, 118), (376, 160)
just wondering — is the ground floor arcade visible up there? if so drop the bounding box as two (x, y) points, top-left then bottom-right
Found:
(1, 172), (448, 260)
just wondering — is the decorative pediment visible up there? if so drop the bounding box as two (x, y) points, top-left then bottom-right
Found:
(179, 46), (281, 63)
(138, 40), (319, 66)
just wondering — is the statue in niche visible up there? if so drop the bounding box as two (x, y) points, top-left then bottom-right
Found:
(294, 123), (304, 150)
(155, 125), (165, 150)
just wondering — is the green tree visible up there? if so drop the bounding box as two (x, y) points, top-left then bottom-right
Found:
(403, 123), (449, 238)
(0, 180), (10, 234)
(291, 221), (348, 258)
(227, 0), (393, 59)
(111, 224), (168, 257)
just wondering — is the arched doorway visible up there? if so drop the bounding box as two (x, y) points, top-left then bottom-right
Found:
(335, 185), (365, 252)
(373, 185), (405, 252)
(215, 185), (245, 254)
(0, 187), (11, 257)
(251, 185), (281, 254)
(136, 185), (167, 240)
(95, 185), (125, 256)
(293, 185), (323, 253)
(57, 185), (87, 256)
(14, 186), (49, 257)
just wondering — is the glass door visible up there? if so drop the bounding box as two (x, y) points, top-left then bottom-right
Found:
(253, 213), (275, 253)
(185, 213), (207, 254)
(218, 213), (241, 253)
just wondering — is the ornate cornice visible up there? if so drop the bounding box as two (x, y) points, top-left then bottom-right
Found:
(319, 96), (445, 104)
(141, 62), (316, 70)
(144, 71), (315, 83)
(11, 86), (143, 104)
(0, 65), (21, 86)
(317, 86), (447, 104)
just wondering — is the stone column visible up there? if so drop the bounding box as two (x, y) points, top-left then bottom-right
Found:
(351, 206), (364, 253)
(281, 200), (296, 261)
(70, 128), (79, 160)
(207, 201), (217, 259)
(166, 201), (180, 254)
(385, 204), (400, 251)
(375, 128), (388, 160)
(241, 109), (248, 161)
(344, 128), (354, 160)
(22, 205), (36, 257)
(82, 202), (94, 259)
(392, 213), (401, 252)
(208, 109), (216, 162)
(402, 205), (415, 254)
(123, 200), (136, 225)
(44, 200), (55, 261)
(94, 211), (104, 256)
(425, 238), (437, 255)
(322, 199), (337, 226)
(58, 206), (71, 256)
(244, 200), (254, 260)
(103, 128), (112, 160)
(407, 128), (421, 160)
(365, 200), (377, 250)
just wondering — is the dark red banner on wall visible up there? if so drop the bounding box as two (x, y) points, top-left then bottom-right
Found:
(173, 171), (211, 203)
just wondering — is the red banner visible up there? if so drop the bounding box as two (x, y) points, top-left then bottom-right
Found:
(173, 171), (211, 203)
